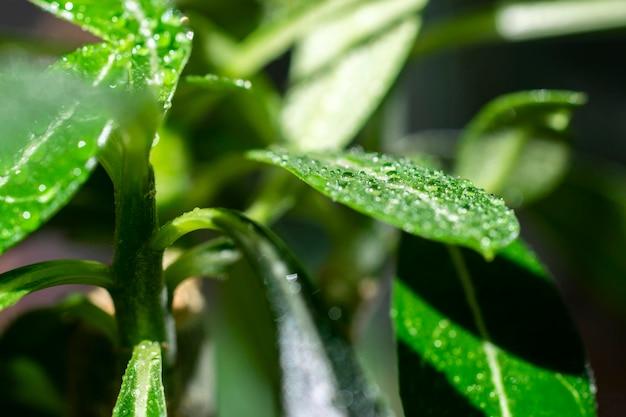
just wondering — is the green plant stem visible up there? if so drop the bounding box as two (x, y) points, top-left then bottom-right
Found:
(109, 141), (173, 358)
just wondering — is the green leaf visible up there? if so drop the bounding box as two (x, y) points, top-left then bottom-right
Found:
(281, 0), (425, 151)
(249, 148), (519, 259)
(455, 90), (586, 207)
(113, 341), (167, 417)
(0, 62), (110, 253)
(0, 260), (114, 312)
(494, 0), (626, 41)
(394, 236), (596, 416)
(30, 0), (193, 112)
(413, 0), (626, 58)
(0, 0), (192, 254)
(152, 208), (396, 416)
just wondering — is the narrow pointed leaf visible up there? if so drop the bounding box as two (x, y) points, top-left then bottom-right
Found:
(394, 236), (596, 416)
(152, 208), (395, 417)
(455, 90), (586, 207)
(0, 260), (113, 311)
(281, 0), (425, 151)
(113, 341), (167, 417)
(249, 148), (518, 258)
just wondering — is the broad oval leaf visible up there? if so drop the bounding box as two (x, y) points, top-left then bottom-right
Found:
(281, 0), (425, 151)
(152, 208), (396, 417)
(249, 148), (519, 258)
(113, 341), (167, 417)
(455, 90), (586, 207)
(394, 236), (596, 416)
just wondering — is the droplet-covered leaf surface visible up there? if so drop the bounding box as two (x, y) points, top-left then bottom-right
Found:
(249, 148), (519, 258)
(394, 237), (597, 416)
(455, 90), (586, 207)
(0, 64), (114, 254)
(113, 341), (166, 417)
(0, 0), (193, 253)
(31, 0), (193, 111)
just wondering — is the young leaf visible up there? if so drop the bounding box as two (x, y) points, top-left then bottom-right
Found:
(113, 341), (167, 417)
(249, 148), (519, 259)
(0, 260), (113, 312)
(281, 0), (425, 151)
(152, 208), (396, 417)
(394, 236), (597, 416)
(455, 90), (586, 207)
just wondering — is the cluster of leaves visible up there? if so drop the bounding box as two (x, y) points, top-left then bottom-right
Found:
(0, 0), (624, 416)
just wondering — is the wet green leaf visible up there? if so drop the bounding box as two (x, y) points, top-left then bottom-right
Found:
(0, 260), (113, 312)
(0, 0), (192, 254)
(455, 90), (586, 207)
(30, 0), (193, 111)
(152, 208), (396, 416)
(249, 148), (519, 258)
(282, 0), (425, 151)
(113, 341), (167, 417)
(394, 236), (596, 416)
(0, 63), (113, 254)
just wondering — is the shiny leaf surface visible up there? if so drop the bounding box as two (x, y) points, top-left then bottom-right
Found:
(281, 0), (425, 151)
(0, 0), (192, 254)
(455, 90), (586, 207)
(31, 0), (193, 111)
(249, 148), (519, 258)
(113, 341), (167, 417)
(394, 236), (596, 416)
(152, 208), (395, 417)
(0, 63), (113, 254)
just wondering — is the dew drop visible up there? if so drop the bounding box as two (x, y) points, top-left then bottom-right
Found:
(22, 211), (31, 219)
(333, 390), (354, 409)
(328, 306), (342, 320)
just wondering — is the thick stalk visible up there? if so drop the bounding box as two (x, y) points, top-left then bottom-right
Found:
(109, 141), (173, 358)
